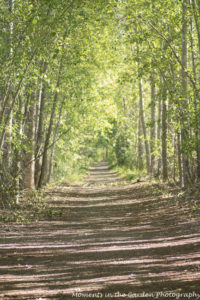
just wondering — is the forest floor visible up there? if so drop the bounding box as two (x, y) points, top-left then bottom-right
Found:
(0, 162), (200, 300)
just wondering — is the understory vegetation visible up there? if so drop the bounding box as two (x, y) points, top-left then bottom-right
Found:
(1, 0), (200, 210)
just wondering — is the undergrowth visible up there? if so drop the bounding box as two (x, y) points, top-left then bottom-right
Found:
(112, 164), (147, 182)
(52, 162), (90, 186)
(112, 163), (200, 217)
(0, 189), (61, 223)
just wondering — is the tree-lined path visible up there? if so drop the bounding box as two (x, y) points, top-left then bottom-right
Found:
(1, 162), (200, 299)
(1, 1), (200, 298)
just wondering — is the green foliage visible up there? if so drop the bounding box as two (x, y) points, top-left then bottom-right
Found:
(0, 0), (200, 208)
(115, 133), (130, 165)
(0, 189), (63, 223)
(114, 165), (147, 182)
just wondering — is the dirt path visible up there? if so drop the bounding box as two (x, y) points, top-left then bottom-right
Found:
(1, 162), (200, 300)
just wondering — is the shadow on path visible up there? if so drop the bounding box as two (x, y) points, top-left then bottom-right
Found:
(0, 162), (200, 299)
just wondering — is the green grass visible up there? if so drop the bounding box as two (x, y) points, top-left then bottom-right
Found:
(52, 164), (90, 186)
(58, 169), (88, 185)
(112, 165), (147, 182)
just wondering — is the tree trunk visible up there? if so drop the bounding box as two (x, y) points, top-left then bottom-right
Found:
(12, 96), (23, 203)
(190, 13), (200, 179)
(157, 100), (162, 177)
(47, 97), (65, 183)
(177, 130), (183, 185)
(24, 93), (36, 190)
(35, 62), (48, 187)
(161, 87), (168, 182)
(137, 117), (144, 170)
(1, 0), (15, 178)
(173, 133), (177, 182)
(38, 56), (63, 188)
(0, 49), (37, 149)
(181, 0), (190, 187)
(150, 73), (156, 176)
(191, 0), (200, 52)
(139, 78), (150, 173)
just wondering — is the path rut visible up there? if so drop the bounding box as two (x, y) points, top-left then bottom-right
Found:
(0, 162), (200, 299)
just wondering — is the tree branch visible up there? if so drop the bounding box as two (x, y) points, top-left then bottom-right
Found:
(138, 15), (199, 95)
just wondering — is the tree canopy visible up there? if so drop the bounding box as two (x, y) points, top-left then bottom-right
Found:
(0, 0), (200, 206)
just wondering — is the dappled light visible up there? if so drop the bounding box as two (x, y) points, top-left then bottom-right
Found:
(1, 0), (200, 298)
(0, 163), (200, 299)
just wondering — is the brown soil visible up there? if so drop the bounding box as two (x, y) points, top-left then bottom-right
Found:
(0, 162), (200, 300)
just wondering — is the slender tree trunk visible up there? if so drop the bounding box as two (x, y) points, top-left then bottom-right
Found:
(137, 117), (144, 170)
(47, 97), (65, 183)
(38, 56), (63, 188)
(191, 0), (200, 52)
(24, 93), (36, 190)
(177, 130), (183, 185)
(150, 72), (156, 176)
(139, 78), (150, 173)
(181, 0), (190, 187)
(157, 100), (162, 177)
(1, 0), (15, 177)
(0, 49), (37, 149)
(173, 133), (177, 182)
(12, 96), (23, 203)
(190, 14), (200, 179)
(161, 86), (168, 182)
(35, 62), (48, 187)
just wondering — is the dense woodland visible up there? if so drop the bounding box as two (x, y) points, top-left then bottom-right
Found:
(0, 0), (200, 208)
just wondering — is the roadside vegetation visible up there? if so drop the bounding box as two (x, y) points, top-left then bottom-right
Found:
(1, 0), (200, 221)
